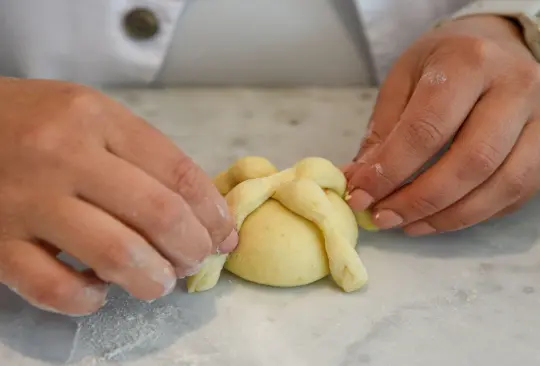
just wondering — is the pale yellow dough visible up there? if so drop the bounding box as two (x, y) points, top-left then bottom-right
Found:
(226, 191), (358, 287)
(186, 156), (373, 293)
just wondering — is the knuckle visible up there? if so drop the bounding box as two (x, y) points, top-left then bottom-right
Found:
(145, 192), (214, 261)
(350, 163), (397, 199)
(359, 133), (382, 156)
(97, 239), (134, 273)
(147, 193), (184, 236)
(462, 36), (494, 68)
(63, 85), (105, 116)
(430, 35), (492, 70)
(403, 113), (445, 152)
(500, 171), (530, 201)
(456, 143), (501, 181)
(19, 122), (66, 154)
(17, 86), (104, 156)
(408, 194), (442, 217)
(372, 163), (398, 189)
(435, 217), (472, 233)
(170, 156), (207, 197)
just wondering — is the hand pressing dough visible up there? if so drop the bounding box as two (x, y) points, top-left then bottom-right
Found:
(186, 157), (374, 293)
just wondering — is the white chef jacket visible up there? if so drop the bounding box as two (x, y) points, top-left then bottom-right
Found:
(0, 0), (530, 87)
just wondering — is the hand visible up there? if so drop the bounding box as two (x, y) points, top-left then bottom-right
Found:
(345, 15), (540, 236)
(0, 78), (237, 315)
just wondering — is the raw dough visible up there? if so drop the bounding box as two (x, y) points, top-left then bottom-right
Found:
(226, 190), (357, 287)
(186, 157), (373, 293)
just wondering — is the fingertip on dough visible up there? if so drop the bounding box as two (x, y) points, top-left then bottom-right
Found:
(354, 210), (380, 232)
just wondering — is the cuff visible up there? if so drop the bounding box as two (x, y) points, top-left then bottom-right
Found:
(439, 1), (540, 61)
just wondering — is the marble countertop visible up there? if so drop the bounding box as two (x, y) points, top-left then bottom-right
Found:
(0, 87), (538, 366)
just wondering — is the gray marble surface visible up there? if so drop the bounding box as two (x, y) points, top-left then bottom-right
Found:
(0, 87), (539, 366)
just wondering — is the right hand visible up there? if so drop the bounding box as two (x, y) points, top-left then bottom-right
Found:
(0, 78), (237, 315)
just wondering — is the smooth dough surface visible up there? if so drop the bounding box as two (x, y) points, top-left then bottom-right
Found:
(224, 190), (358, 287)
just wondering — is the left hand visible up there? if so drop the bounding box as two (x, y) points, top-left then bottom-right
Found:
(345, 15), (540, 236)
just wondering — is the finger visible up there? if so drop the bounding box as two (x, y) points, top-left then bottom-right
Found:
(371, 90), (530, 228)
(347, 63), (485, 211)
(75, 151), (214, 276)
(0, 240), (108, 315)
(353, 51), (416, 162)
(341, 163), (354, 176)
(38, 240), (62, 256)
(492, 192), (537, 218)
(104, 113), (236, 253)
(345, 56), (414, 208)
(403, 120), (540, 235)
(28, 196), (177, 300)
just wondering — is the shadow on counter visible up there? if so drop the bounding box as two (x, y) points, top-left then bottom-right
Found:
(0, 259), (230, 364)
(358, 195), (540, 260)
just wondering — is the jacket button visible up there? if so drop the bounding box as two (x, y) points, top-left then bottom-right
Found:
(123, 8), (159, 40)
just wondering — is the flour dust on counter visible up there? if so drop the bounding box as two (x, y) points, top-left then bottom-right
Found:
(0, 88), (539, 365)
(68, 283), (231, 364)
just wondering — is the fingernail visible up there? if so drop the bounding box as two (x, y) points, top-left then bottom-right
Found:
(405, 221), (436, 236)
(218, 230), (239, 253)
(183, 261), (204, 277)
(348, 189), (374, 211)
(84, 282), (109, 299)
(373, 209), (403, 229)
(159, 266), (177, 296)
(174, 259), (202, 278)
(80, 283), (108, 310)
(34, 282), (110, 317)
(216, 200), (231, 220)
(81, 272), (109, 305)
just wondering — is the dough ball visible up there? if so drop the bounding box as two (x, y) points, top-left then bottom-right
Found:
(224, 190), (358, 287)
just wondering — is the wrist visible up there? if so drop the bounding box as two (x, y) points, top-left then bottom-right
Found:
(440, 14), (533, 58)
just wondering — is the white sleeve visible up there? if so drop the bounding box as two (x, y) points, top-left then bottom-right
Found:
(444, 1), (540, 61)
(0, 0), (187, 85)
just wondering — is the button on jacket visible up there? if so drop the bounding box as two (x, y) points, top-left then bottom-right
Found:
(0, 0), (477, 86)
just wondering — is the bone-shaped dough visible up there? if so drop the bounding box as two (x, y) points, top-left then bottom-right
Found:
(213, 156), (279, 195)
(186, 157), (370, 293)
(273, 179), (368, 292)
